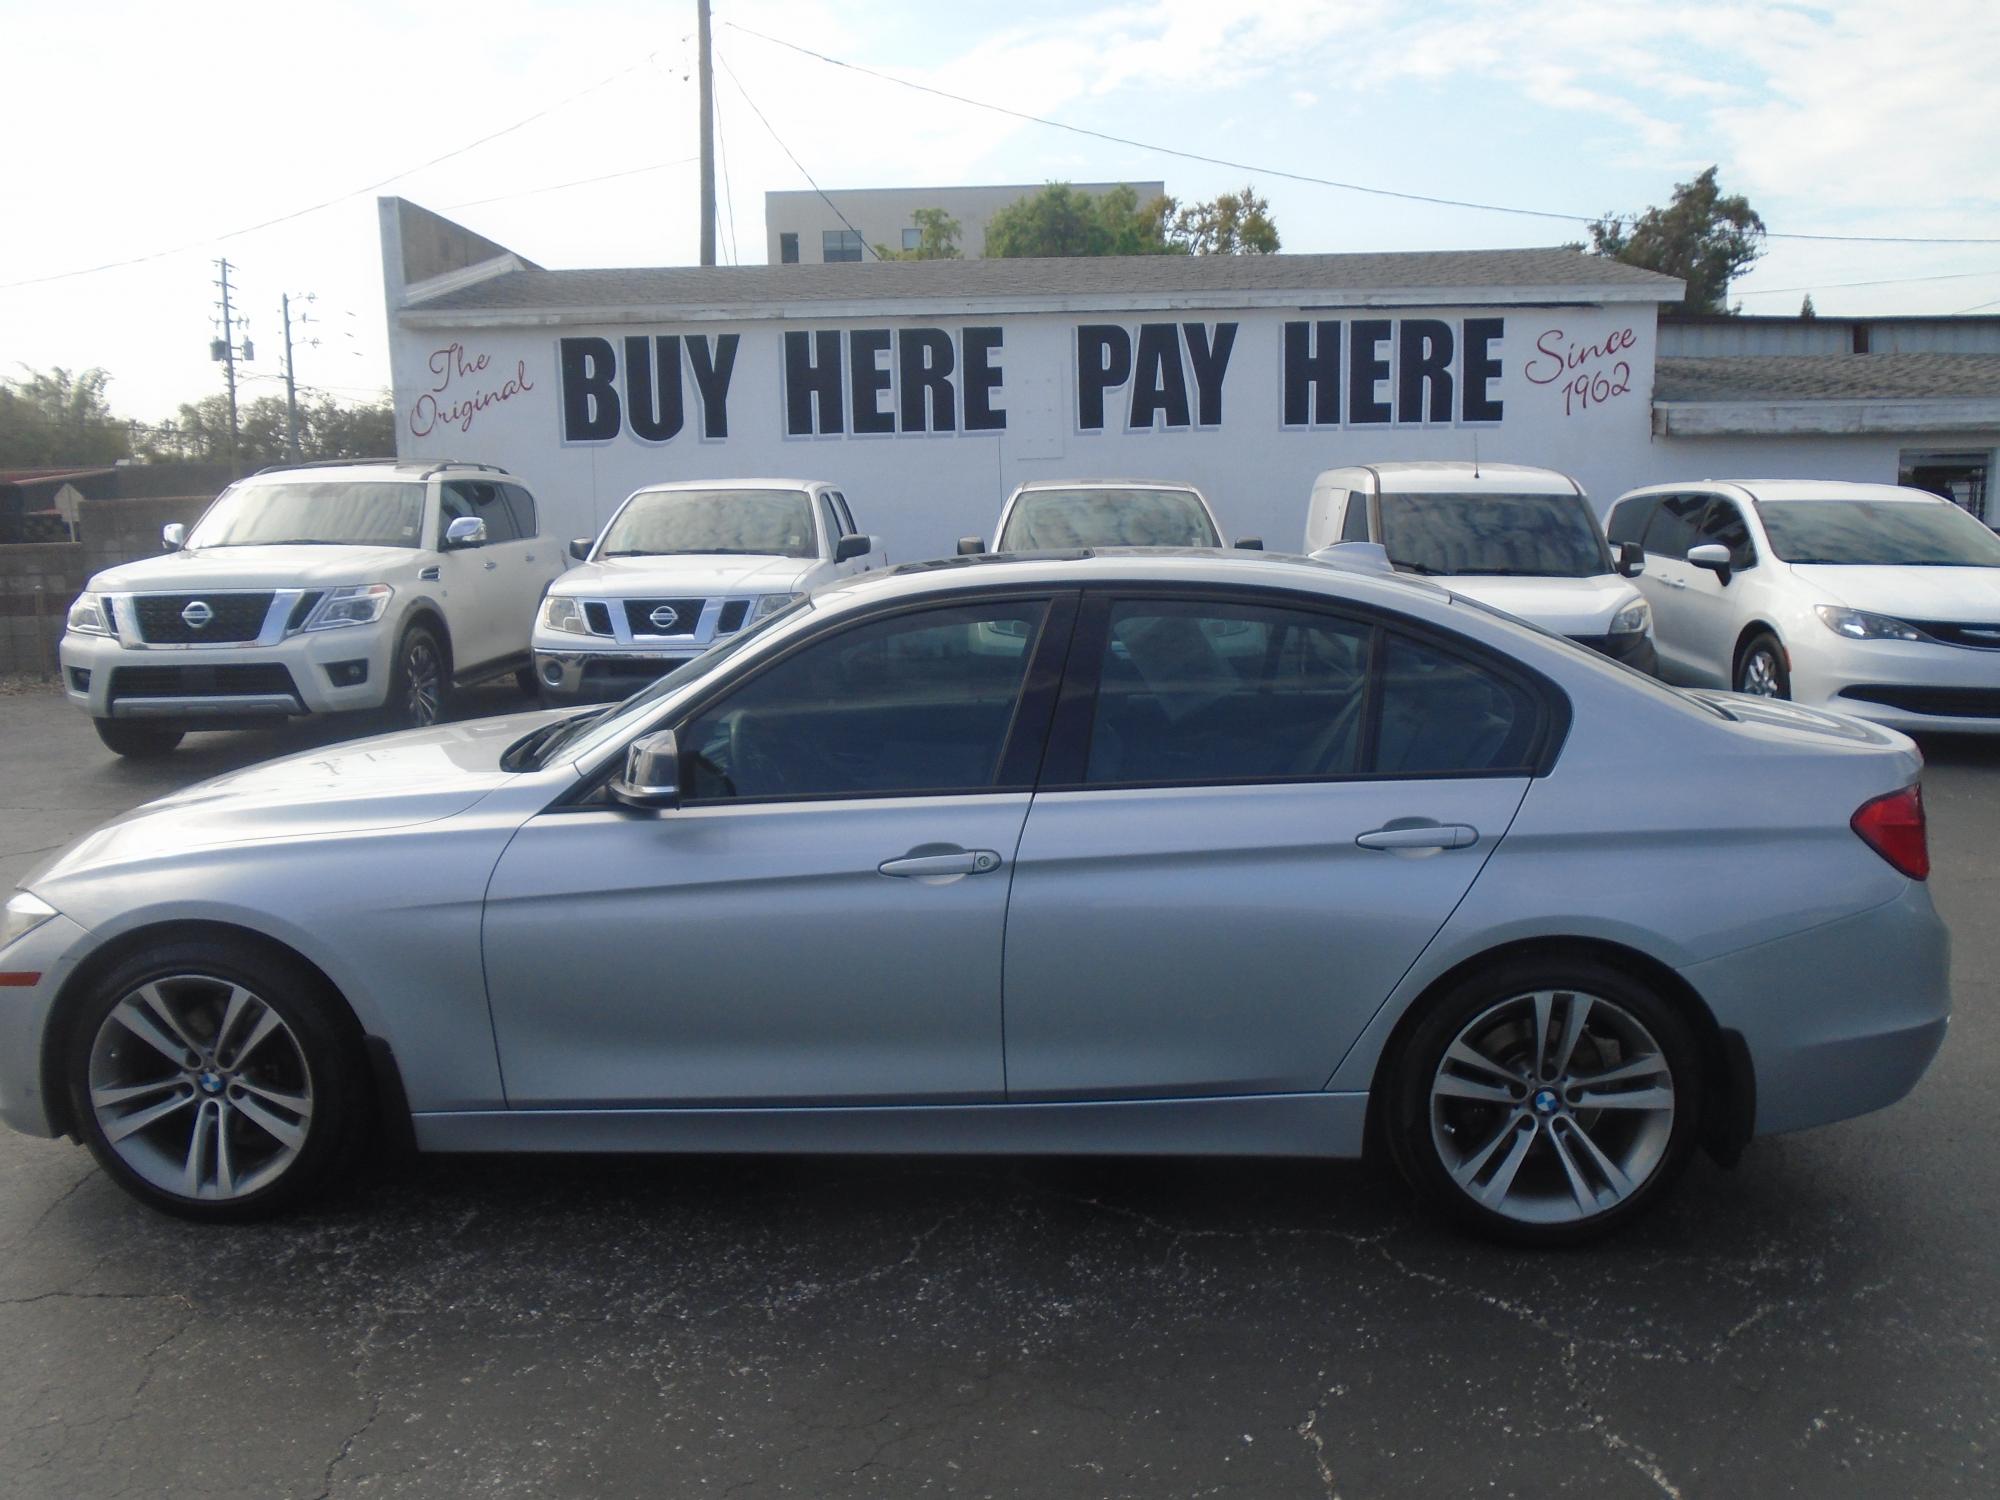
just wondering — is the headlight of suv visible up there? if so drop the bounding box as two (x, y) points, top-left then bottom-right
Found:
(1815, 606), (1925, 643)
(540, 595), (590, 635)
(1608, 599), (1651, 636)
(0, 891), (56, 954)
(747, 592), (804, 625)
(66, 594), (110, 635)
(303, 584), (394, 631)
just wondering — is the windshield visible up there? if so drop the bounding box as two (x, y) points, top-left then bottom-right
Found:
(185, 481), (426, 548)
(1757, 499), (2000, 567)
(597, 488), (817, 559)
(998, 488), (1219, 550)
(1377, 492), (1610, 579)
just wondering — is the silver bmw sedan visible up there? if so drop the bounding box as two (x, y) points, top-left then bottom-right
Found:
(0, 550), (1948, 1245)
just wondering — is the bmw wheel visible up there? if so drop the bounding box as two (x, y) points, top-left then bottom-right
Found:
(387, 622), (449, 729)
(1734, 632), (1790, 698)
(1387, 958), (1702, 1246)
(64, 939), (368, 1221)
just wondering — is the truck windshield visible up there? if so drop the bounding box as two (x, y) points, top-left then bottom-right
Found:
(185, 482), (426, 548)
(597, 489), (817, 559)
(1757, 499), (2000, 567)
(1377, 492), (1610, 579)
(998, 488), (1219, 550)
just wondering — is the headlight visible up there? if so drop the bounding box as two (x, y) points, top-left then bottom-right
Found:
(1609, 599), (1651, 635)
(540, 595), (590, 635)
(302, 584), (393, 631)
(1816, 606), (1924, 642)
(0, 891), (56, 953)
(66, 594), (110, 635)
(747, 592), (804, 625)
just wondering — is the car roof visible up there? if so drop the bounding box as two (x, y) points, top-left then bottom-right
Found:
(241, 460), (518, 484)
(1010, 478), (1210, 495)
(627, 478), (827, 494)
(1613, 479), (1947, 507)
(1319, 462), (1582, 496)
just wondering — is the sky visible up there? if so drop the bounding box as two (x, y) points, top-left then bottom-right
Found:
(3, 0), (1997, 423)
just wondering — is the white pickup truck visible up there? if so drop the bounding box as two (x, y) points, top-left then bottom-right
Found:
(59, 459), (564, 756)
(532, 478), (884, 704)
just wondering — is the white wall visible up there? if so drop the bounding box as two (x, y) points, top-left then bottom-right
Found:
(390, 303), (1660, 560)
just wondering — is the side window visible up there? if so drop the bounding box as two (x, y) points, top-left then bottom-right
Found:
(1640, 493), (1710, 559)
(1377, 632), (1542, 776)
(1340, 492), (1371, 541)
(502, 484), (539, 539)
(1084, 600), (1373, 785)
(1605, 496), (1656, 546)
(683, 601), (1049, 801)
(1697, 498), (1757, 571)
(817, 494), (844, 554)
(829, 490), (857, 535)
(443, 480), (519, 545)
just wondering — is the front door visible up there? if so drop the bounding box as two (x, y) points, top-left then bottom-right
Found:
(1002, 595), (1540, 1099)
(483, 593), (1072, 1107)
(1635, 493), (1715, 683)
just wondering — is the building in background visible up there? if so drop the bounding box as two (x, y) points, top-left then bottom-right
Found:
(764, 182), (1165, 263)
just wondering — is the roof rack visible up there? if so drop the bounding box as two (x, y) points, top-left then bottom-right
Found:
(253, 456), (403, 475)
(419, 460), (510, 479)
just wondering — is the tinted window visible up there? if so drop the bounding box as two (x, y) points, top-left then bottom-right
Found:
(1377, 633), (1542, 775)
(442, 480), (519, 544)
(185, 481), (425, 549)
(1340, 492), (1371, 541)
(817, 494), (844, 554)
(683, 602), (1047, 800)
(829, 490), (857, 534)
(502, 483), (538, 539)
(1376, 492), (1609, 578)
(599, 488), (816, 559)
(1000, 488), (1219, 550)
(1757, 499), (2000, 567)
(1640, 494), (1710, 559)
(1605, 496), (1657, 546)
(1697, 499), (1757, 571)
(1084, 601), (1372, 784)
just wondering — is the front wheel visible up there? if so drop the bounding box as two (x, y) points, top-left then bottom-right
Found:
(1384, 958), (1702, 1246)
(385, 622), (449, 729)
(93, 719), (184, 758)
(514, 665), (542, 700)
(1734, 632), (1790, 698)
(64, 939), (369, 1221)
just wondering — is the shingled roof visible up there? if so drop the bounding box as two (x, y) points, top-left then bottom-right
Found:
(1656, 354), (2000, 403)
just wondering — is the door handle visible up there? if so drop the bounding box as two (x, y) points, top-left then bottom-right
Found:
(1356, 823), (1478, 852)
(483, 559), (499, 571)
(419, 566), (440, 581)
(1665, 577), (1687, 589)
(878, 849), (1002, 878)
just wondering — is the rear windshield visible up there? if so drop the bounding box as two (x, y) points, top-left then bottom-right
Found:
(998, 488), (1219, 550)
(185, 482), (426, 548)
(1757, 499), (2000, 567)
(1377, 492), (1610, 579)
(598, 488), (817, 559)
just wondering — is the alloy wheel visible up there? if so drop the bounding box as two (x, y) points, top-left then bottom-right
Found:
(403, 636), (443, 725)
(1739, 648), (1782, 697)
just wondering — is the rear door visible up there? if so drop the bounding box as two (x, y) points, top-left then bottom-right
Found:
(1000, 591), (1544, 1100)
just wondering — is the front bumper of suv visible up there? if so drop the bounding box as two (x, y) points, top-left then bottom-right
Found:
(533, 644), (708, 705)
(60, 622), (396, 721)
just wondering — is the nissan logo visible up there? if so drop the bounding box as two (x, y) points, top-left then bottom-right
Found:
(648, 605), (680, 631)
(181, 600), (214, 630)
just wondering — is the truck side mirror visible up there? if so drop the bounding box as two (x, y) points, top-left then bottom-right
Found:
(444, 516), (488, 549)
(1233, 537), (1264, 551)
(1616, 541), (1646, 578)
(608, 729), (681, 810)
(834, 533), (873, 563)
(162, 523), (186, 552)
(956, 537), (986, 556)
(569, 537), (592, 561)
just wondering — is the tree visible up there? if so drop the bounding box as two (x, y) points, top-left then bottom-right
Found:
(0, 366), (132, 466)
(875, 207), (963, 261)
(1587, 166), (1765, 315)
(1800, 293), (1817, 319)
(1168, 184), (1280, 255)
(984, 183), (1178, 258)
(137, 391), (394, 466)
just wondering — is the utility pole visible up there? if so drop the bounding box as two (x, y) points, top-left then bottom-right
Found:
(213, 258), (242, 465)
(281, 293), (307, 460)
(698, 0), (715, 266)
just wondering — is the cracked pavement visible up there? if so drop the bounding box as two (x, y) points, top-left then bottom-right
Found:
(0, 684), (1994, 1496)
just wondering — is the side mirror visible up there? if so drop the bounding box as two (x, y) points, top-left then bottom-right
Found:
(834, 532), (874, 563)
(608, 729), (681, 810)
(1686, 543), (1733, 584)
(161, 522), (185, 552)
(444, 515), (488, 549)
(1233, 536), (1265, 551)
(956, 536), (986, 556)
(569, 537), (592, 562)
(1616, 540), (1646, 578)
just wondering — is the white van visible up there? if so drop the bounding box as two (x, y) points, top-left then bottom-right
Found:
(1305, 462), (1655, 672)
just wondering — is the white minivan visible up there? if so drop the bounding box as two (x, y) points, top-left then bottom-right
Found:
(1304, 462), (1655, 673)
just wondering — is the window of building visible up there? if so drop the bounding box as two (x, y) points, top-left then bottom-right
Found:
(1900, 450), (1992, 524)
(778, 233), (799, 264)
(901, 227), (922, 251)
(822, 229), (863, 263)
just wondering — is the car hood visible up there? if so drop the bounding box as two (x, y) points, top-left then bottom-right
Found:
(24, 709), (570, 893)
(554, 554), (815, 596)
(1788, 564), (2000, 620)
(1437, 574), (1642, 635)
(87, 545), (418, 593)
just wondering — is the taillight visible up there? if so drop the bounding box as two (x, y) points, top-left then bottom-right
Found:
(1852, 784), (1929, 880)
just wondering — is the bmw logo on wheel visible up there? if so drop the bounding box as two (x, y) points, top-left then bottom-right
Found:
(648, 604), (680, 631)
(181, 600), (214, 630)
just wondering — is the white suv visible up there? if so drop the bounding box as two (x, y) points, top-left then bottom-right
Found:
(60, 460), (563, 756)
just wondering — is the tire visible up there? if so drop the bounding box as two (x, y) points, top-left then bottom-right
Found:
(93, 719), (185, 758)
(514, 665), (542, 699)
(1383, 956), (1703, 1247)
(63, 937), (370, 1222)
(1734, 631), (1790, 699)
(385, 621), (449, 729)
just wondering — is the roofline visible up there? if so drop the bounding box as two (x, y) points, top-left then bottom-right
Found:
(1662, 311), (2000, 327)
(1651, 396), (2000, 437)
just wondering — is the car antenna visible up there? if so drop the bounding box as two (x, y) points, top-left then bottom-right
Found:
(1472, 433), (1481, 479)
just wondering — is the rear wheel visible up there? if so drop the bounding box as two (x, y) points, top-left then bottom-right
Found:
(1385, 957), (1702, 1246)
(386, 622), (449, 729)
(1734, 632), (1789, 698)
(93, 719), (184, 758)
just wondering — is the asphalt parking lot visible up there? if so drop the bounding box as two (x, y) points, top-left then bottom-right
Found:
(0, 679), (1994, 1498)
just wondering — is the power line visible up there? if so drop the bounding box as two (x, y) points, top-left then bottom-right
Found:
(715, 71), (740, 264)
(715, 48), (879, 260)
(722, 18), (2000, 249)
(445, 157), (697, 211)
(1958, 297), (2000, 314)
(1734, 267), (2000, 297)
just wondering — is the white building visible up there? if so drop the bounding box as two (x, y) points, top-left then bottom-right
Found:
(764, 181), (1166, 263)
(378, 196), (2000, 557)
